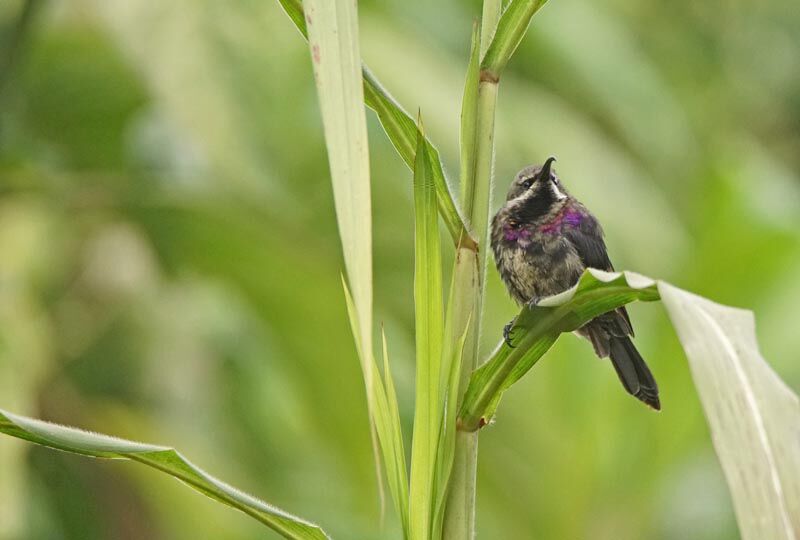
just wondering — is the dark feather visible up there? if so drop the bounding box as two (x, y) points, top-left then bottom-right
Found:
(608, 336), (660, 410)
(563, 213), (613, 271)
(513, 187), (555, 223)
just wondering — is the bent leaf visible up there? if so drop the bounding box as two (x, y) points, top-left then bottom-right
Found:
(0, 410), (329, 540)
(459, 269), (800, 540)
(658, 284), (800, 540)
(458, 269), (660, 431)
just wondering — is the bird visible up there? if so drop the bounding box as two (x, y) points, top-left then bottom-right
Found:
(490, 157), (660, 410)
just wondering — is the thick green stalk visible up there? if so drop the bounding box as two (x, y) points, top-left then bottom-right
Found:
(444, 0), (552, 536)
(442, 78), (499, 540)
(442, 2), (502, 538)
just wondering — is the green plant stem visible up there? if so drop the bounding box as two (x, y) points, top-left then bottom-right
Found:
(441, 245), (480, 539)
(442, 1), (502, 538)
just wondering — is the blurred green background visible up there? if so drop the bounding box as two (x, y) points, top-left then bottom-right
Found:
(1, 0), (799, 538)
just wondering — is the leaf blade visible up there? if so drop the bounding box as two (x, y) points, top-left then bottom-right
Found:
(658, 284), (800, 540)
(276, 0), (473, 248)
(458, 269), (661, 431)
(0, 410), (330, 540)
(458, 21), (481, 220)
(409, 122), (445, 540)
(481, 0), (550, 79)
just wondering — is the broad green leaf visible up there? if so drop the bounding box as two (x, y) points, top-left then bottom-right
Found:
(409, 123), (445, 540)
(0, 409), (329, 540)
(482, 0), (550, 80)
(658, 284), (800, 540)
(458, 269), (661, 431)
(458, 269), (800, 539)
(276, 0), (473, 248)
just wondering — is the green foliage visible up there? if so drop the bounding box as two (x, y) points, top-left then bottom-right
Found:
(277, 0), (471, 247)
(659, 285), (800, 540)
(0, 410), (329, 540)
(482, 0), (550, 79)
(459, 269), (661, 431)
(343, 282), (409, 535)
(0, 0), (799, 539)
(408, 125), (445, 540)
(305, 2), (409, 534)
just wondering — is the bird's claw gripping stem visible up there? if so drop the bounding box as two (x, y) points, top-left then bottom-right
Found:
(503, 321), (516, 348)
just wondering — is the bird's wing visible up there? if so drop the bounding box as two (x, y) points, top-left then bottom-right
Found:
(565, 211), (635, 336)
(563, 212), (613, 271)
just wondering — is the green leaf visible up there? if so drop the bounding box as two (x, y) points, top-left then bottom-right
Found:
(457, 269), (800, 539)
(293, 1), (414, 532)
(658, 284), (800, 540)
(458, 269), (661, 431)
(431, 315), (470, 539)
(304, 0), (395, 523)
(481, 0), (550, 80)
(362, 71), (471, 248)
(342, 281), (409, 536)
(276, 0), (473, 249)
(409, 122), (445, 540)
(304, 0), (373, 371)
(458, 21), (481, 219)
(0, 409), (329, 540)
(380, 328), (410, 535)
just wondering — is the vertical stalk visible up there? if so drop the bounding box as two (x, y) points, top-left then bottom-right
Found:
(443, 1), (502, 538)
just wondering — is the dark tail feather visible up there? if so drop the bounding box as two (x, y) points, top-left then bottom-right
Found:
(608, 336), (660, 410)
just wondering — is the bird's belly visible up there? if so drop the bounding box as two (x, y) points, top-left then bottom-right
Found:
(496, 238), (583, 304)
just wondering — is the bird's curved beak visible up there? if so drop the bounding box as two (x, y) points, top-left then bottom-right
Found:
(536, 156), (557, 181)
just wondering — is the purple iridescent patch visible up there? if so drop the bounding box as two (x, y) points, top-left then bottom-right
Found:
(504, 226), (532, 242)
(539, 208), (583, 234)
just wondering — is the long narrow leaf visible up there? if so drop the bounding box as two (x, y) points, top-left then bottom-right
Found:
(458, 21), (481, 219)
(409, 123), (445, 540)
(381, 328), (410, 535)
(658, 284), (800, 540)
(481, 0), (550, 80)
(276, 0), (473, 248)
(342, 281), (409, 535)
(303, 0), (390, 520)
(431, 317), (470, 539)
(0, 410), (329, 540)
(304, 0), (372, 372)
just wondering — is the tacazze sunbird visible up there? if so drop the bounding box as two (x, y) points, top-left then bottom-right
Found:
(490, 157), (660, 410)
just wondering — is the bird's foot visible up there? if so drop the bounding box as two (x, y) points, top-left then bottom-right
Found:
(503, 321), (516, 348)
(526, 296), (542, 308)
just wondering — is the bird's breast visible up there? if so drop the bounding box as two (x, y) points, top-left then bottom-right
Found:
(493, 234), (583, 304)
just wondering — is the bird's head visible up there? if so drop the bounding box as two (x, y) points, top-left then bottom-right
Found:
(502, 157), (569, 220)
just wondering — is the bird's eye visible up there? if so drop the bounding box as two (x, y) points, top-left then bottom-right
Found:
(521, 178), (534, 189)
(549, 173), (556, 182)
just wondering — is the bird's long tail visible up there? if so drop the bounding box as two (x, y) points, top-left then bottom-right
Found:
(608, 336), (660, 410)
